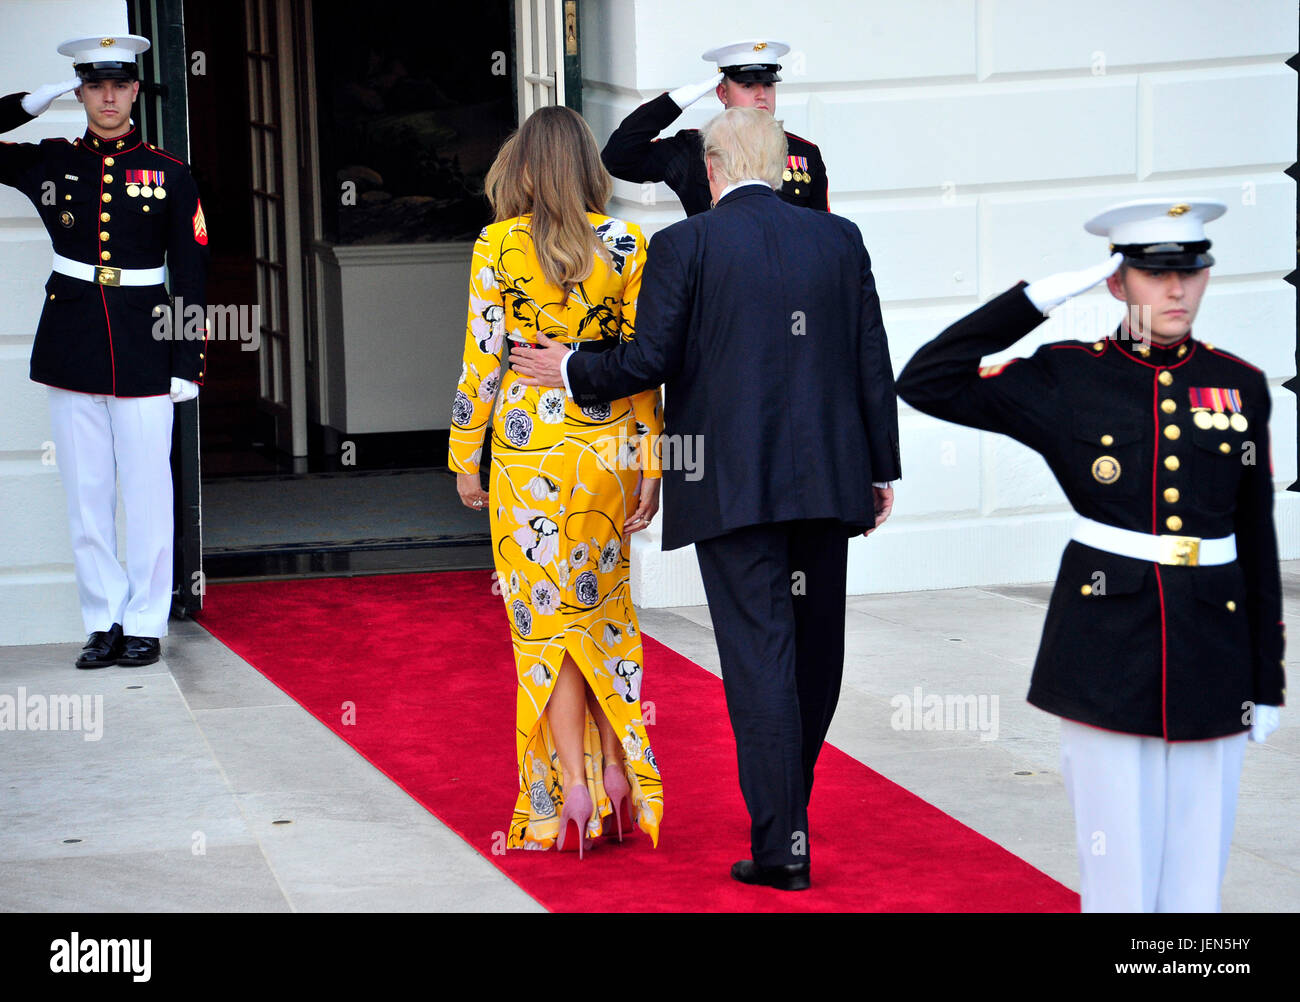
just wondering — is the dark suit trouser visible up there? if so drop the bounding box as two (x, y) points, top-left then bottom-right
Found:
(693, 518), (850, 866)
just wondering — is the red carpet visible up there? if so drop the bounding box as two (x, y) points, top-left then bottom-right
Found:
(196, 571), (1078, 912)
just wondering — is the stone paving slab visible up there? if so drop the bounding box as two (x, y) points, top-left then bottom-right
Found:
(1, 562), (1296, 912)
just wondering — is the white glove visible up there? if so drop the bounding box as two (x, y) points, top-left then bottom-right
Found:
(1249, 704), (1281, 743)
(668, 72), (724, 110)
(169, 377), (199, 403)
(1024, 252), (1124, 314)
(21, 78), (83, 117)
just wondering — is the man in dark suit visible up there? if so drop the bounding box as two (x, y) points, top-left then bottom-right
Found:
(601, 39), (829, 217)
(510, 107), (901, 890)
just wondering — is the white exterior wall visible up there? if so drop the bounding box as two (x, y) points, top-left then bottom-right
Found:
(582, 0), (1299, 607)
(1, 1), (129, 644)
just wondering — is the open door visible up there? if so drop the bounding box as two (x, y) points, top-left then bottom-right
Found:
(244, 0), (309, 459)
(515, 0), (582, 119)
(127, 0), (203, 617)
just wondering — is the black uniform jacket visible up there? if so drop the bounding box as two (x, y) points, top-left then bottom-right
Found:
(896, 283), (1285, 741)
(601, 92), (829, 217)
(567, 184), (901, 551)
(0, 92), (208, 396)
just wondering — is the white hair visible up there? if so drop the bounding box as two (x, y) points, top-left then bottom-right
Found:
(700, 107), (787, 189)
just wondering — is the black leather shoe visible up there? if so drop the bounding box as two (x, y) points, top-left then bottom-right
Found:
(76, 624), (125, 669)
(730, 859), (811, 891)
(116, 636), (161, 667)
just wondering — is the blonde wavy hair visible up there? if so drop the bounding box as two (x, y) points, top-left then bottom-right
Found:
(484, 105), (612, 299)
(700, 106), (787, 189)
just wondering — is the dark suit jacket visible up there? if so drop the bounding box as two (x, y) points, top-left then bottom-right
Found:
(567, 184), (901, 551)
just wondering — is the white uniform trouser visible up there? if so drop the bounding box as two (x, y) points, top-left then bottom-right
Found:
(1059, 718), (1248, 912)
(47, 387), (175, 638)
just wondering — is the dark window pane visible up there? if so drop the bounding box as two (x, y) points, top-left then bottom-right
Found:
(313, 1), (515, 244)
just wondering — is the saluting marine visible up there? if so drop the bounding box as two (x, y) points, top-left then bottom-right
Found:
(601, 39), (829, 216)
(1, 33), (209, 668)
(897, 199), (1284, 912)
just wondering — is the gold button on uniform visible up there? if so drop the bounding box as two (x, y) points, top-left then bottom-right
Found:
(1226, 600), (1237, 612)
(1092, 342), (1103, 351)
(1166, 515), (1183, 531)
(1100, 434), (1114, 446)
(104, 156), (115, 166)
(101, 193), (111, 202)
(1177, 345), (1188, 357)
(142, 205), (150, 213)
(102, 174), (113, 184)
(1091, 456), (1121, 484)
(1164, 487), (1180, 503)
(49, 293), (55, 300)
(100, 250), (111, 261)
(1081, 584), (1093, 596)
(1161, 399), (1176, 414)
(100, 212), (110, 222)
(99, 231), (110, 241)
(1219, 442), (1231, 454)
(1164, 425), (1180, 440)
(1158, 371), (1173, 386)
(1164, 455), (1180, 471)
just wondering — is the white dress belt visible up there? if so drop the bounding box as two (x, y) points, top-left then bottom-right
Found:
(52, 252), (166, 287)
(1072, 515), (1236, 567)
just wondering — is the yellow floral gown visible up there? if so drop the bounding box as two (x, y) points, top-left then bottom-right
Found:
(448, 213), (664, 849)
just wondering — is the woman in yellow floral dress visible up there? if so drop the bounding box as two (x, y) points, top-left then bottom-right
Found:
(448, 106), (663, 855)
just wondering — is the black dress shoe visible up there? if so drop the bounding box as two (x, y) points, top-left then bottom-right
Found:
(76, 624), (125, 669)
(730, 859), (811, 891)
(116, 636), (161, 667)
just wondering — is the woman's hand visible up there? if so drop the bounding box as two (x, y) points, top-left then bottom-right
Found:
(457, 471), (489, 511)
(624, 476), (660, 534)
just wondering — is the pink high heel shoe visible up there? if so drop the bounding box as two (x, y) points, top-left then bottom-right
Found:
(603, 763), (633, 843)
(556, 784), (594, 859)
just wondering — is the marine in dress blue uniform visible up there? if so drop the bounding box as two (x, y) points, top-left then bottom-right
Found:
(1, 34), (209, 667)
(601, 39), (829, 216)
(896, 199), (1285, 911)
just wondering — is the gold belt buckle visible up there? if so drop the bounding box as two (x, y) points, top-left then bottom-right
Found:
(1158, 534), (1201, 566)
(95, 266), (121, 286)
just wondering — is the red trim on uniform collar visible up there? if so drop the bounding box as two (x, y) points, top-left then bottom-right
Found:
(80, 123), (142, 156)
(1109, 326), (1197, 370)
(1150, 330), (1193, 352)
